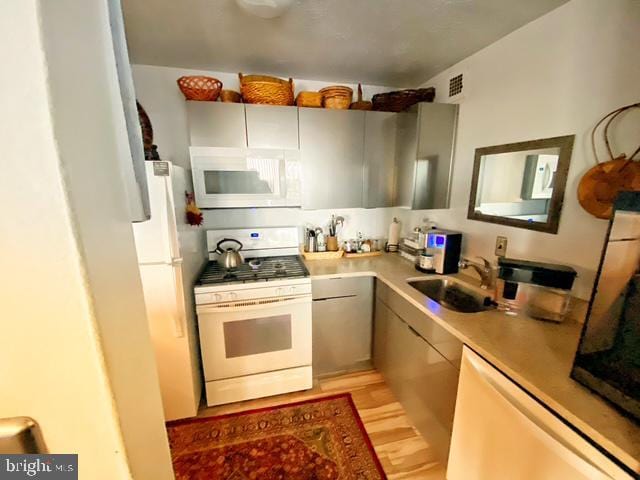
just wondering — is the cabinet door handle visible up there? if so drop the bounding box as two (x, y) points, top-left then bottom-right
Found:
(407, 324), (421, 338)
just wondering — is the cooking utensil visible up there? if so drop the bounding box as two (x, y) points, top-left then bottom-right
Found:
(329, 215), (345, 237)
(578, 102), (640, 219)
(214, 238), (244, 269)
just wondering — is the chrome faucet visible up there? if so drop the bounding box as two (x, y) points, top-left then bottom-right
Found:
(459, 256), (494, 289)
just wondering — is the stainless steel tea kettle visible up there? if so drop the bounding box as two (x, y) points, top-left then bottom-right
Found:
(215, 238), (244, 269)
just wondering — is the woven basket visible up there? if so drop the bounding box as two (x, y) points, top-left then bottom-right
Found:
(177, 76), (223, 101)
(296, 91), (323, 108)
(320, 86), (353, 97)
(324, 95), (351, 110)
(239, 73), (294, 106)
(220, 89), (242, 103)
(350, 84), (372, 110)
(372, 87), (435, 112)
(320, 85), (353, 110)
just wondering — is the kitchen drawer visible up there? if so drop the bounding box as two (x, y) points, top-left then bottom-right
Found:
(376, 279), (463, 368)
(312, 276), (373, 300)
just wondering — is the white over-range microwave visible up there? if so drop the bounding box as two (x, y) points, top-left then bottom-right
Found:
(190, 147), (302, 208)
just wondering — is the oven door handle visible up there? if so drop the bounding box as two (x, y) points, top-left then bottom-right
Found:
(196, 295), (311, 314)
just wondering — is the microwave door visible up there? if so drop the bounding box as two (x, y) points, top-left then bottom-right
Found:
(191, 147), (291, 208)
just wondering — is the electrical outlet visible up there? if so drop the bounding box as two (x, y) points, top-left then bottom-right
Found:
(495, 236), (508, 257)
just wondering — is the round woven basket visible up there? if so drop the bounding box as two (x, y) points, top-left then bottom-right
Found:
(239, 73), (294, 105)
(319, 85), (353, 110)
(177, 76), (222, 101)
(324, 95), (351, 110)
(220, 89), (242, 103)
(296, 91), (323, 108)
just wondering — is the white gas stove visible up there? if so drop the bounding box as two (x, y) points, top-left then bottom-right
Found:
(194, 227), (312, 407)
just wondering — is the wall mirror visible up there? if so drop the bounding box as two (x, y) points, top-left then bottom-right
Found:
(468, 135), (574, 234)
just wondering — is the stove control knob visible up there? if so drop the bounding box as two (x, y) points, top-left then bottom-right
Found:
(290, 286), (296, 294)
(214, 294), (222, 302)
(276, 288), (284, 296)
(229, 292), (238, 301)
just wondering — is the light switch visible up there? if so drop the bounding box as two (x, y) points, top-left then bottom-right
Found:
(495, 236), (508, 257)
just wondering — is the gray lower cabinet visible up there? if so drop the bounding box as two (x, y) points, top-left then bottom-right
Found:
(186, 101), (247, 147)
(373, 284), (461, 462)
(245, 104), (299, 149)
(299, 108), (365, 209)
(312, 277), (373, 376)
(363, 111), (397, 208)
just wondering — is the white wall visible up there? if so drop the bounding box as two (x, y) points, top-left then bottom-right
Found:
(0, 1), (173, 478)
(405, 0), (640, 299)
(132, 64), (403, 237)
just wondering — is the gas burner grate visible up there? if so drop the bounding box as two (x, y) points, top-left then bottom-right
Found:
(198, 255), (309, 285)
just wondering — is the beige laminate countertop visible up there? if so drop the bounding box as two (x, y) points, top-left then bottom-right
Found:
(303, 252), (640, 474)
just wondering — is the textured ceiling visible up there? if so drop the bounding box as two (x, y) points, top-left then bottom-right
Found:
(122, 0), (568, 86)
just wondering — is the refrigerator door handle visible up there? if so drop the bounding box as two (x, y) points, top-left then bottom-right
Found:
(164, 174), (182, 264)
(171, 265), (186, 338)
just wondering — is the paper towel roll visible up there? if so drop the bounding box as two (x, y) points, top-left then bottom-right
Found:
(387, 217), (401, 251)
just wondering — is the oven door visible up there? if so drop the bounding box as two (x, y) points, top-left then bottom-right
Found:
(197, 294), (312, 381)
(190, 146), (301, 208)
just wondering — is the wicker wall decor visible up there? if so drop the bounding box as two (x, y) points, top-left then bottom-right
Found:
(239, 73), (294, 105)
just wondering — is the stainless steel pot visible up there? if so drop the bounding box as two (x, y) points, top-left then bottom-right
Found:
(215, 238), (244, 269)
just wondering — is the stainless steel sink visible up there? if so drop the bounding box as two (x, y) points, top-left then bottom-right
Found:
(408, 278), (494, 313)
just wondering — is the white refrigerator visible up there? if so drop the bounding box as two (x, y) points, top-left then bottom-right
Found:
(133, 160), (206, 421)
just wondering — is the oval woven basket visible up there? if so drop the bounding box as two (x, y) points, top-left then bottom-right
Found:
(372, 87), (435, 112)
(296, 91), (323, 108)
(177, 76), (223, 101)
(239, 73), (294, 105)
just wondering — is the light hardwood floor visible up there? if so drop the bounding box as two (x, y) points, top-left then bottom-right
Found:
(197, 369), (447, 479)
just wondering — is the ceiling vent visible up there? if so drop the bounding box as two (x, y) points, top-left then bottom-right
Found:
(449, 73), (464, 98)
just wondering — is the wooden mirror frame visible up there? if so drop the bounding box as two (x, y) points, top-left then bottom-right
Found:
(467, 135), (575, 234)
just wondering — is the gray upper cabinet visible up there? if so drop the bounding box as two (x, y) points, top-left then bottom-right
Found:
(186, 102), (247, 147)
(299, 108), (365, 209)
(245, 104), (299, 149)
(395, 103), (458, 210)
(363, 111), (397, 208)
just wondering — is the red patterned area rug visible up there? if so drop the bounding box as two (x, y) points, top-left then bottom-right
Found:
(167, 393), (387, 480)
